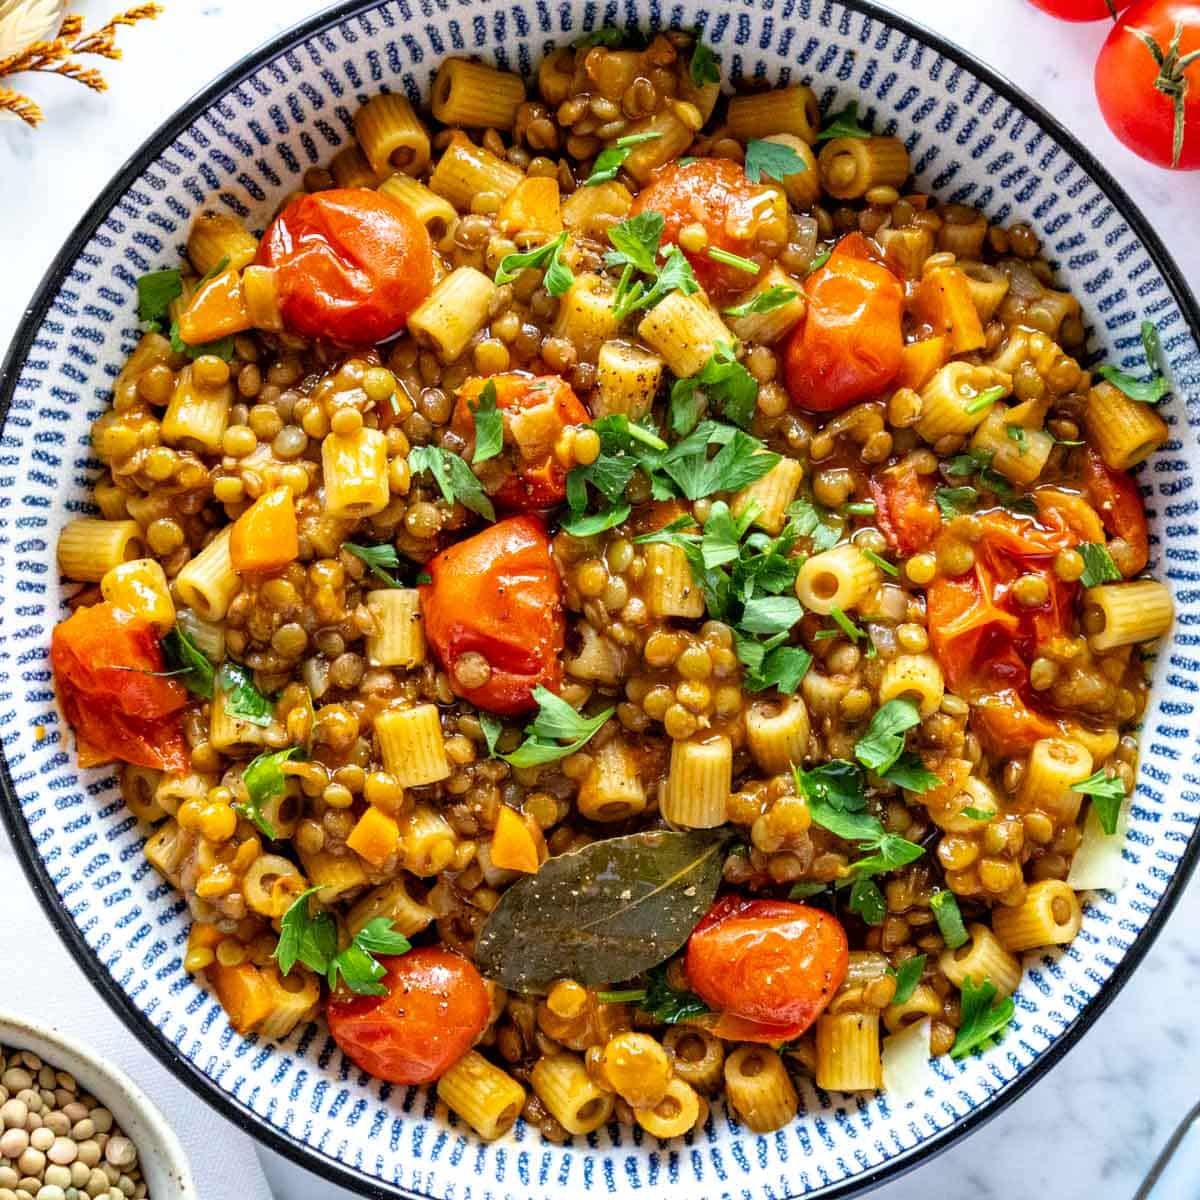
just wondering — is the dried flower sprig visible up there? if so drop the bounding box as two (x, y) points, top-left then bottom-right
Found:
(0, 3), (162, 128)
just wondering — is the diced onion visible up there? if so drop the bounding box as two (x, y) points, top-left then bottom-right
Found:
(1066, 798), (1131, 892)
(881, 1016), (935, 1104)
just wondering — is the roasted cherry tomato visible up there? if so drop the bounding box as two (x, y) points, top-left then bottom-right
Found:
(927, 510), (1079, 753)
(326, 948), (489, 1085)
(1028, 0), (1132, 18)
(1083, 446), (1150, 574)
(451, 373), (590, 511)
(256, 189), (434, 344)
(1095, 2), (1200, 168)
(51, 602), (189, 772)
(784, 233), (904, 413)
(420, 515), (565, 714)
(685, 896), (848, 1041)
(629, 158), (788, 298)
(870, 460), (942, 557)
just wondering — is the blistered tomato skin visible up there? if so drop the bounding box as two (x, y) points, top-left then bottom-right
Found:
(630, 158), (788, 298)
(685, 897), (849, 1036)
(420, 515), (565, 715)
(256, 188), (434, 344)
(326, 948), (490, 1085)
(784, 232), (904, 413)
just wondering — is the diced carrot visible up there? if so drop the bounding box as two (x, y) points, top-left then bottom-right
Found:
(896, 335), (947, 391)
(497, 176), (562, 240)
(912, 266), (985, 354)
(209, 962), (273, 1034)
(229, 486), (298, 575)
(188, 922), (224, 950)
(178, 268), (252, 344)
(346, 806), (401, 868)
(490, 805), (540, 874)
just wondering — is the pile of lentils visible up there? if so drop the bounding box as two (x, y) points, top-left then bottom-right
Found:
(0, 1046), (147, 1200)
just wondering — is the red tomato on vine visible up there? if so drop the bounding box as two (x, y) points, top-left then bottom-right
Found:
(1028, 0), (1132, 20)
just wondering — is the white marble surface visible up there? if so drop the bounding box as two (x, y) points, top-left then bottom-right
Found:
(2, 1), (1198, 1198)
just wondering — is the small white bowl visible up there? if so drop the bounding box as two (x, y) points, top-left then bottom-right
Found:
(0, 1012), (197, 1199)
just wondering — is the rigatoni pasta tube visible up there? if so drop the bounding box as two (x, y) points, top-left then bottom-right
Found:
(257, 965), (321, 1041)
(428, 133), (523, 210)
(408, 266), (496, 361)
(992, 879), (1083, 952)
(637, 290), (731, 378)
(438, 1051), (526, 1141)
(877, 653), (944, 718)
(144, 819), (187, 882)
(57, 518), (144, 582)
(174, 527), (239, 622)
(916, 361), (1008, 441)
(794, 543), (881, 615)
(970, 405), (1053, 486)
(745, 696), (811, 775)
(959, 261), (1011, 323)
(645, 542), (704, 619)
(660, 736), (732, 828)
(242, 265), (284, 332)
(366, 588), (425, 667)
(1085, 580), (1173, 650)
(114, 330), (173, 399)
(354, 92), (431, 178)
(530, 1052), (613, 1135)
(731, 456), (803, 535)
(620, 109), (696, 184)
(330, 142), (379, 189)
(242, 854), (305, 919)
(1084, 380), (1170, 470)
(594, 340), (663, 420)
(1018, 738), (1093, 825)
(432, 58), (526, 131)
(346, 877), (434, 939)
(663, 1026), (724, 1093)
(553, 273), (619, 363)
(882, 982), (942, 1034)
(209, 682), (269, 754)
(322, 426), (389, 519)
(561, 180), (632, 238)
(398, 803), (457, 875)
(161, 364), (232, 452)
(724, 1046), (799, 1132)
(577, 739), (646, 822)
(815, 1012), (882, 1091)
(187, 211), (258, 275)
(819, 136), (909, 200)
(939, 923), (1022, 997)
(378, 173), (456, 239)
(101, 557), (175, 633)
(634, 1077), (705, 1139)
(727, 85), (820, 143)
(375, 704), (450, 787)
(298, 847), (368, 903)
(725, 264), (808, 345)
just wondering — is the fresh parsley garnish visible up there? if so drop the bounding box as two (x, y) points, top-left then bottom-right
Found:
(468, 379), (503, 465)
(162, 625), (214, 699)
(1096, 319), (1170, 404)
(706, 247), (760, 277)
(934, 485), (979, 519)
(723, 285), (799, 320)
(950, 975), (1015, 1059)
(407, 445), (496, 522)
(1078, 542), (1122, 588)
(585, 131), (663, 186)
(848, 876), (886, 925)
(668, 342), (759, 433)
(689, 40), (720, 87)
(815, 99), (872, 141)
(478, 712), (503, 758)
(881, 752), (940, 793)
(344, 541), (409, 588)
(574, 26), (626, 47)
(930, 889), (968, 950)
(218, 662), (273, 727)
(788, 495), (842, 551)
(743, 138), (807, 182)
(808, 247), (832, 273)
(862, 547), (899, 578)
(494, 230), (573, 296)
(855, 699), (921, 775)
(136, 268), (183, 328)
(502, 686), (613, 768)
(964, 385), (1006, 415)
(328, 918), (413, 994)
(169, 319), (234, 362)
(942, 447), (1035, 515)
(605, 212), (700, 320)
(889, 954), (926, 1005)
(560, 503), (632, 537)
(961, 806), (995, 821)
(1072, 769), (1127, 835)
(640, 961), (711, 1023)
(1006, 424), (1028, 455)
(236, 746), (301, 838)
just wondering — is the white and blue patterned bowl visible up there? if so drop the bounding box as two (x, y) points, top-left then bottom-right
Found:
(2, 1), (1198, 1196)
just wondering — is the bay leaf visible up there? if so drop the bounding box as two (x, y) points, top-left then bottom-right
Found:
(474, 828), (730, 993)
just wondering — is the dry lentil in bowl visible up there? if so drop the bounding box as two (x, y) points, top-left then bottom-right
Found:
(49, 26), (1175, 1144)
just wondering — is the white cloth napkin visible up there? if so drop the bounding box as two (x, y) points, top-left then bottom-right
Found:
(0, 832), (274, 1200)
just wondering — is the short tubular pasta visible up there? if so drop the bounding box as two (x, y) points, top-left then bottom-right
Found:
(561, 180), (632, 237)
(57, 518), (144, 582)
(939, 923), (1022, 997)
(437, 1051), (526, 1140)
(959, 261), (1011, 322)
(620, 109), (696, 184)
(144, 820), (188, 883)
(174, 527), (239, 622)
(428, 132), (523, 210)
(257, 965), (322, 1040)
(209, 683), (269, 754)
(970, 404), (1054, 485)
(634, 1076), (705, 1139)
(645, 542), (705, 619)
(161, 365), (233, 452)
(101, 557), (175, 634)
(366, 588), (426, 668)
(577, 739), (646, 822)
(877, 653), (944, 718)
(376, 704), (451, 788)
(377, 172), (457, 239)
(660, 736), (732, 828)
(594, 340), (663, 420)
(554, 273), (620, 363)
(727, 85), (820, 143)
(408, 266), (497, 361)
(815, 1012), (882, 1091)
(725, 264), (808, 345)
(794, 543), (881, 615)
(882, 982), (942, 1034)
(731, 455), (803, 535)
(346, 877), (435, 938)
(663, 1026), (724, 1093)
(1085, 580), (1174, 650)
(916, 361), (1008, 441)
(745, 696), (811, 775)
(354, 92), (431, 178)
(330, 142), (380, 189)
(1018, 738), (1093, 825)
(298, 848), (368, 904)
(530, 1052), (614, 1135)
(724, 1045), (799, 1132)
(187, 211), (258, 275)
(992, 879), (1083, 952)
(243, 854), (306, 918)
(1084, 380), (1170, 470)
(637, 290), (732, 378)
(120, 764), (164, 822)
(818, 136), (909, 200)
(399, 803), (457, 875)
(432, 58), (526, 131)
(322, 427), (390, 519)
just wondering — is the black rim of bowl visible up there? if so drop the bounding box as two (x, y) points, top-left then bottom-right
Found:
(1, 2), (1198, 1197)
